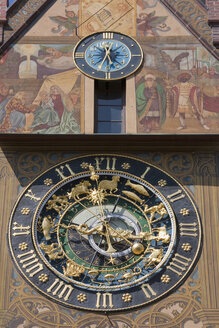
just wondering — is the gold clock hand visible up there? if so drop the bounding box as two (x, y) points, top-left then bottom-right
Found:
(98, 42), (113, 70)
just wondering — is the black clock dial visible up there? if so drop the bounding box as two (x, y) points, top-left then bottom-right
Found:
(8, 154), (201, 311)
(73, 32), (143, 80)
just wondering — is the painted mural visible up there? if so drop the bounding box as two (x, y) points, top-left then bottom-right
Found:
(136, 43), (219, 133)
(1, 0), (219, 134)
(26, 0), (80, 37)
(0, 44), (82, 134)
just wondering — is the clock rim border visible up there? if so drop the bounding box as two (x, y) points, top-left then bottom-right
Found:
(7, 153), (202, 312)
(72, 31), (144, 80)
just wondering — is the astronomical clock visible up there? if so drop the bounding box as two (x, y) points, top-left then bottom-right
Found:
(8, 154), (201, 311)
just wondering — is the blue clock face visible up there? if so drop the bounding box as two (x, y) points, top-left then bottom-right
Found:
(85, 40), (131, 73)
(73, 32), (143, 80)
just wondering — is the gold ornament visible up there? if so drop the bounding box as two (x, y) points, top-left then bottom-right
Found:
(18, 242), (28, 251)
(21, 208), (30, 215)
(180, 208), (190, 216)
(122, 293), (132, 302)
(161, 274), (171, 283)
(77, 293), (87, 303)
(158, 179), (167, 187)
(182, 243), (192, 251)
(132, 243), (144, 255)
(38, 273), (49, 283)
(44, 178), (53, 186)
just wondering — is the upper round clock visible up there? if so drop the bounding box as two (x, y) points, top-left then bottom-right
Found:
(8, 154), (201, 312)
(73, 32), (143, 80)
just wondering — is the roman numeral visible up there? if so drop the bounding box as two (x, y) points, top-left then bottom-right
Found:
(47, 278), (73, 301)
(55, 164), (75, 180)
(140, 166), (151, 179)
(167, 190), (185, 202)
(167, 253), (192, 276)
(75, 52), (84, 58)
(179, 222), (198, 237)
(105, 72), (111, 79)
(103, 32), (113, 39)
(95, 156), (117, 170)
(25, 189), (41, 202)
(141, 283), (156, 299)
(17, 250), (43, 277)
(12, 222), (30, 236)
(96, 292), (113, 308)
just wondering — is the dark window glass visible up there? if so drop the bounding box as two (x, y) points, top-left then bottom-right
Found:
(98, 122), (122, 133)
(98, 107), (122, 121)
(95, 80), (125, 133)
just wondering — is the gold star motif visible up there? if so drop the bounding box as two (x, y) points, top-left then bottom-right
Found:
(44, 178), (53, 186)
(182, 243), (192, 251)
(122, 293), (132, 302)
(77, 293), (87, 303)
(38, 273), (49, 283)
(158, 179), (167, 187)
(19, 242), (28, 251)
(21, 208), (30, 215)
(161, 274), (171, 283)
(121, 162), (131, 170)
(180, 208), (190, 216)
(108, 255), (116, 265)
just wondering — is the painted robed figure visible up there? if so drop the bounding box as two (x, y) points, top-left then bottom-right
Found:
(136, 73), (166, 133)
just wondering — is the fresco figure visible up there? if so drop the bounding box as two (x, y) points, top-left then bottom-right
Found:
(0, 97), (33, 133)
(0, 83), (19, 126)
(137, 11), (170, 36)
(170, 73), (209, 130)
(136, 73), (166, 133)
(32, 85), (79, 134)
(31, 91), (60, 131)
(50, 10), (78, 36)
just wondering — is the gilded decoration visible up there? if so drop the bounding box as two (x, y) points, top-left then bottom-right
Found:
(0, 151), (218, 326)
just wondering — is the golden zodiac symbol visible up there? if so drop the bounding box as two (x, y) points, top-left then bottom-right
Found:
(144, 203), (167, 223)
(122, 190), (144, 204)
(41, 216), (53, 240)
(62, 259), (85, 278)
(40, 242), (64, 260)
(125, 180), (150, 197)
(144, 248), (164, 268)
(120, 267), (142, 282)
(98, 175), (120, 193)
(67, 180), (91, 200)
(152, 226), (170, 243)
(46, 194), (69, 215)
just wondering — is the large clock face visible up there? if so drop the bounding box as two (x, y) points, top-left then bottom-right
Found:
(73, 32), (143, 80)
(8, 155), (201, 311)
